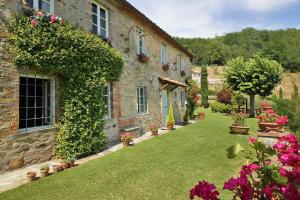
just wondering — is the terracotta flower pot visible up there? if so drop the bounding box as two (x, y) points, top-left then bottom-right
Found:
(123, 141), (130, 146)
(230, 125), (250, 135)
(60, 162), (69, 170)
(167, 125), (174, 130)
(52, 165), (61, 173)
(259, 122), (283, 133)
(26, 171), (37, 182)
(163, 64), (170, 71)
(262, 106), (273, 112)
(198, 113), (205, 120)
(151, 130), (159, 136)
(138, 54), (149, 63)
(40, 169), (49, 177)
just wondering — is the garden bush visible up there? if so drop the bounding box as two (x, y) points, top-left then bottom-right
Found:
(217, 88), (232, 104)
(10, 11), (124, 159)
(201, 66), (209, 108)
(273, 98), (300, 133)
(210, 102), (232, 114)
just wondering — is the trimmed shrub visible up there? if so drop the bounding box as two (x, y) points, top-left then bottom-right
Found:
(292, 84), (299, 99)
(279, 87), (284, 99)
(211, 102), (232, 114)
(200, 66), (209, 108)
(217, 88), (232, 104)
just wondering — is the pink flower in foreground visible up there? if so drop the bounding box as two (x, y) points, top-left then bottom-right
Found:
(31, 19), (38, 26)
(248, 137), (257, 144)
(263, 184), (276, 199)
(50, 14), (57, 23)
(36, 11), (44, 17)
(190, 180), (219, 200)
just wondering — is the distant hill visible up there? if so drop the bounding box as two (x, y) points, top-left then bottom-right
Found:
(176, 28), (300, 72)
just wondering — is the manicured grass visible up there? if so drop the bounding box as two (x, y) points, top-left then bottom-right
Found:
(0, 110), (258, 200)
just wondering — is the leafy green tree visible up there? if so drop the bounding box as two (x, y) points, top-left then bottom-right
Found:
(201, 66), (209, 108)
(225, 55), (283, 117)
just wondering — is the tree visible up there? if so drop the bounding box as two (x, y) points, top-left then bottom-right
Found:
(225, 55), (283, 117)
(200, 66), (209, 108)
(186, 79), (200, 118)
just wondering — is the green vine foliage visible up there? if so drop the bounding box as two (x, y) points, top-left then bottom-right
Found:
(9, 13), (124, 159)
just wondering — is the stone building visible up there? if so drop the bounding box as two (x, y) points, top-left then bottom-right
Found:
(0, 0), (193, 173)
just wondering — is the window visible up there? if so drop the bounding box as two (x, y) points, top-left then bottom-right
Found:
(179, 56), (185, 72)
(180, 91), (186, 108)
(137, 86), (147, 114)
(92, 2), (108, 38)
(19, 75), (55, 132)
(136, 29), (144, 54)
(103, 83), (112, 119)
(28, 0), (54, 13)
(161, 43), (168, 64)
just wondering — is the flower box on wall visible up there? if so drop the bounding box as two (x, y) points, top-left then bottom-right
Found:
(180, 70), (186, 76)
(163, 63), (171, 71)
(138, 53), (149, 63)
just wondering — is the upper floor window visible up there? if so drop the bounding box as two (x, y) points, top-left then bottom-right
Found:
(92, 2), (108, 38)
(28, 0), (54, 13)
(136, 29), (144, 54)
(19, 75), (55, 132)
(179, 56), (185, 72)
(104, 83), (112, 119)
(161, 43), (168, 65)
(137, 86), (147, 114)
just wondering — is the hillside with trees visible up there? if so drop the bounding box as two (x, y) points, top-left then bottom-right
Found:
(176, 28), (300, 72)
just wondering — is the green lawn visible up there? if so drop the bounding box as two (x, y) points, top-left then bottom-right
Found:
(0, 110), (258, 200)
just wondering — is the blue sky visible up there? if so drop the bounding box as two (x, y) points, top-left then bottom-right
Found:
(127, 0), (300, 38)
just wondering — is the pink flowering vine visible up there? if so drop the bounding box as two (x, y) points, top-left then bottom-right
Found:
(190, 181), (219, 200)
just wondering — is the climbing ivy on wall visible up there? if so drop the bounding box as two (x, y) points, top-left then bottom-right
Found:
(9, 11), (124, 160)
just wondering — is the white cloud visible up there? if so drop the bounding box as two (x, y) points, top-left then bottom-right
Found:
(127, 0), (299, 38)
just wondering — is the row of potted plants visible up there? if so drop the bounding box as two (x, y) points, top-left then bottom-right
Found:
(229, 112), (249, 135)
(26, 160), (76, 182)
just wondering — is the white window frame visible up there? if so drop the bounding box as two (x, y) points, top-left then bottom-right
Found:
(104, 83), (112, 120)
(161, 43), (168, 64)
(19, 74), (56, 133)
(92, 2), (109, 38)
(137, 86), (147, 115)
(136, 29), (144, 55)
(31, 0), (55, 14)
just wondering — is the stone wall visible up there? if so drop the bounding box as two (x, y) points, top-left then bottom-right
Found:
(0, 0), (192, 173)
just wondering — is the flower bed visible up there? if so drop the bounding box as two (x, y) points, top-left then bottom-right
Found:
(257, 109), (288, 133)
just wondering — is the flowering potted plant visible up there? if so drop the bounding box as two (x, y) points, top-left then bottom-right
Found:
(149, 123), (159, 136)
(257, 109), (288, 133)
(180, 70), (186, 76)
(190, 134), (300, 200)
(198, 112), (205, 121)
(138, 53), (149, 63)
(40, 164), (49, 177)
(120, 132), (135, 146)
(229, 112), (249, 134)
(26, 170), (37, 182)
(163, 62), (171, 71)
(259, 101), (273, 112)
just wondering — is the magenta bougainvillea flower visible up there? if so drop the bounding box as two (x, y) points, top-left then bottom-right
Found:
(31, 19), (38, 26)
(190, 181), (219, 200)
(276, 115), (289, 125)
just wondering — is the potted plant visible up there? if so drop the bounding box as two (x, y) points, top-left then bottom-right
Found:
(60, 160), (69, 170)
(149, 124), (159, 136)
(183, 109), (189, 126)
(229, 112), (249, 134)
(257, 109), (288, 133)
(120, 132), (135, 146)
(180, 70), (186, 76)
(138, 53), (149, 63)
(26, 170), (37, 182)
(163, 62), (171, 71)
(166, 104), (175, 130)
(40, 164), (49, 177)
(52, 164), (61, 173)
(198, 112), (205, 120)
(259, 101), (273, 112)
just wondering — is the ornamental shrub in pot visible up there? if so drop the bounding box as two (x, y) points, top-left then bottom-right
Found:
(149, 123), (159, 136)
(229, 112), (249, 135)
(198, 112), (205, 121)
(120, 132), (135, 146)
(259, 101), (273, 112)
(257, 109), (288, 133)
(166, 103), (175, 130)
(40, 164), (49, 177)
